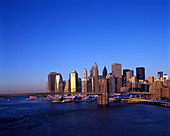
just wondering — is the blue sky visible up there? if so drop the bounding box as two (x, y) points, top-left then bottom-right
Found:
(0, 0), (169, 94)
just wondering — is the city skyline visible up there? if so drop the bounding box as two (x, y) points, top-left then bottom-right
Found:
(0, 0), (169, 94)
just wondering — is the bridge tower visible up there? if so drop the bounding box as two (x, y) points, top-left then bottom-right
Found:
(98, 79), (109, 105)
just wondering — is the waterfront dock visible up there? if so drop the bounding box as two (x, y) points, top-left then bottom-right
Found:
(121, 98), (170, 107)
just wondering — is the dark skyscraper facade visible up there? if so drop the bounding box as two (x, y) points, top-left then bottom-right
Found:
(136, 67), (145, 81)
(48, 72), (57, 93)
(123, 69), (130, 80)
(102, 65), (107, 77)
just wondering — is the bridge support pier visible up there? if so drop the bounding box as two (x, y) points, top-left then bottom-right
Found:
(97, 79), (109, 106)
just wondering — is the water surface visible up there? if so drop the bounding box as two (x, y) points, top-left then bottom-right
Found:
(0, 97), (170, 136)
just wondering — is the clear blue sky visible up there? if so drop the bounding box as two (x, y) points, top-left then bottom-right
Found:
(0, 0), (169, 94)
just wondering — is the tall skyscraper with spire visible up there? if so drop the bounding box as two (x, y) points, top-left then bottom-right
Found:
(102, 65), (107, 77)
(93, 62), (98, 77)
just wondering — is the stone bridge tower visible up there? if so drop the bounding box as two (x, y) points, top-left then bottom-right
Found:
(98, 79), (109, 105)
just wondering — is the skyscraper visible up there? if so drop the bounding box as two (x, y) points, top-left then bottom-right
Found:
(78, 78), (82, 92)
(123, 69), (130, 80)
(112, 63), (122, 78)
(55, 73), (63, 93)
(47, 72), (57, 93)
(70, 71), (78, 92)
(64, 79), (71, 93)
(93, 62), (98, 77)
(126, 71), (133, 81)
(90, 67), (94, 76)
(158, 72), (163, 79)
(84, 69), (87, 79)
(136, 67), (145, 81)
(82, 79), (87, 93)
(102, 65), (107, 77)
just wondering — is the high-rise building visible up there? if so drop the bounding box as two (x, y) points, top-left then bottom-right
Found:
(55, 73), (63, 93)
(70, 71), (78, 92)
(82, 79), (87, 93)
(136, 67), (145, 81)
(148, 77), (154, 84)
(90, 67), (94, 76)
(106, 76), (115, 93)
(112, 63), (122, 78)
(131, 76), (137, 83)
(46, 80), (49, 92)
(87, 79), (92, 92)
(64, 79), (71, 93)
(88, 77), (95, 92)
(126, 71), (133, 81)
(116, 77), (122, 92)
(102, 65), (107, 77)
(47, 72), (57, 93)
(130, 70), (134, 76)
(123, 69), (130, 80)
(93, 62), (98, 77)
(78, 78), (82, 92)
(84, 69), (87, 79)
(158, 72), (163, 79)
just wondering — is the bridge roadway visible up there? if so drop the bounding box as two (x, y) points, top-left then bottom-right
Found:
(0, 91), (153, 97)
(0, 92), (103, 97)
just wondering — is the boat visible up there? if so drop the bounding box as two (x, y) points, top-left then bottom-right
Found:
(29, 96), (37, 99)
(61, 99), (72, 103)
(51, 100), (60, 103)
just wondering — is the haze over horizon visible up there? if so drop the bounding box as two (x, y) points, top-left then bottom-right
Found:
(0, 0), (169, 94)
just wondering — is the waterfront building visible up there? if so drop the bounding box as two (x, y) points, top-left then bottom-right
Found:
(148, 77), (154, 84)
(46, 80), (49, 92)
(87, 79), (92, 92)
(158, 71), (163, 79)
(120, 87), (130, 92)
(102, 65), (107, 77)
(136, 67), (145, 81)
(106, 76), (116, 93)
(149, 81), (170, 99)
(70, 71), (78, 92)
(112, 63), (122, 78)
(47, 72), (57, 93)
(64, 79), (71, 93)
(88, 76), (95, 92)
(78, 78), (82, 92)
(55, 73), (63, 93)
(84, 69), (87, 79)
(82, 79), (87, 93)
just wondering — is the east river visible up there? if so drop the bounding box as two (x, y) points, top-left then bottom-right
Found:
(0, 96), (170, 136)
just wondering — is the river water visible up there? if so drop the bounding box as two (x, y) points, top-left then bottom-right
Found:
(0, 96), (170, 136)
